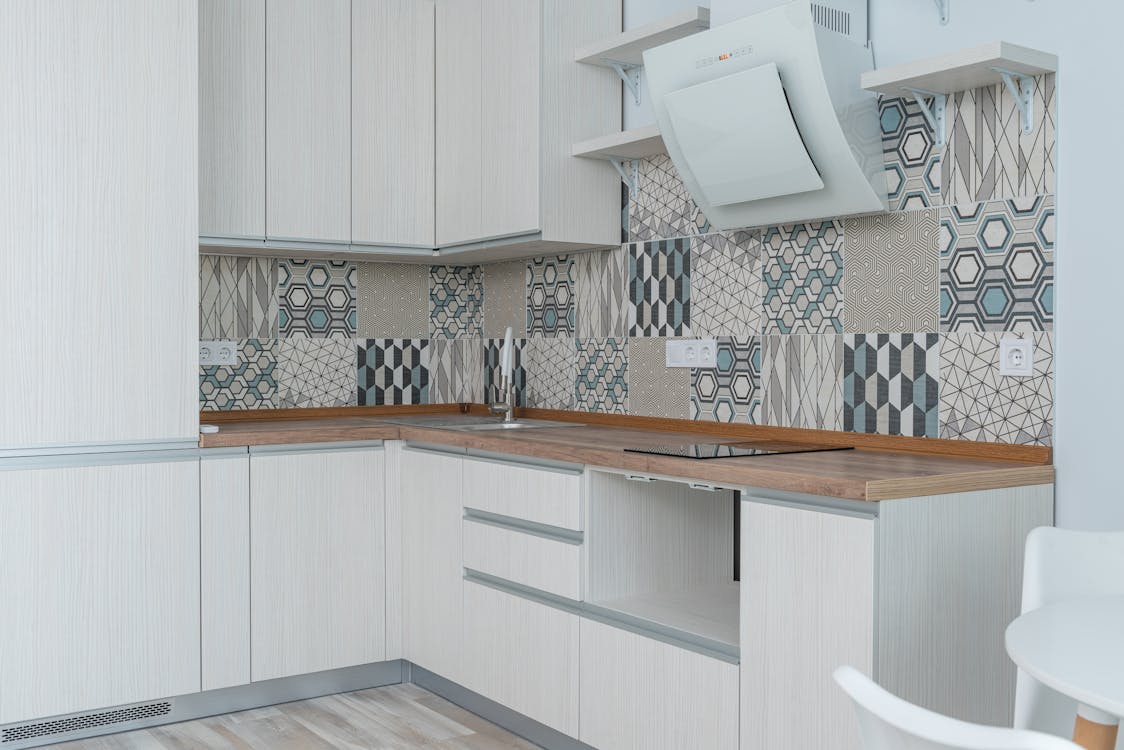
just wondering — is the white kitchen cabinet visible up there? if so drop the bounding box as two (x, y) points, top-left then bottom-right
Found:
(579, 618), (739, 750)
(462, 581), (579, 737)
(249, 446), (386, 682)
(401, 448), (465, 682)
(266, 0), (351, 243)
(462, 518), (582, 600)
(0, 0), (197, 448)
(461, 456), (582, 530)
(352, 0), (435, 248)
(199, 0), (265, 239)
(0, 458), (201, 725)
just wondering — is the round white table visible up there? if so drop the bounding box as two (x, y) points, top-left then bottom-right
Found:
(1006, 596), (1124, 750)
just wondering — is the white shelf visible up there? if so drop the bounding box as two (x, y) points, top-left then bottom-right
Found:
(571, 125), (665, 161)
(575, 7), (710, 68)
(861, 41), (1057, 96)
(592, 581), (739, 650)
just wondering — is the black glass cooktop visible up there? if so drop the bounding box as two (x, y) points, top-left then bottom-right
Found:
(624, 442), (853, 459)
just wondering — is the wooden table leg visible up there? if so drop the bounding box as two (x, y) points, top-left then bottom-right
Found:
(1073, 710), (1119, 750)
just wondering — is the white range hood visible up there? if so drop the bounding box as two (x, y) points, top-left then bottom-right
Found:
(643, 1), (887, 231)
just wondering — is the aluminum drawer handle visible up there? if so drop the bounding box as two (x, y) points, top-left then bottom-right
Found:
(626, 474), (656, 482)
(689, 482), (722, 492)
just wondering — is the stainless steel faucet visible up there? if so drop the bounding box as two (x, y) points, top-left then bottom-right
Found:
(489, 376), (517, 423)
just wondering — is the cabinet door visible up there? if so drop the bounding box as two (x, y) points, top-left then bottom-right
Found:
(0, 459), (200, 725)
(0, 0), (197, 448)
(462, 582), (579, 736)
(199, 0), (265, 238)
(353, 0), (435, 247)
(250, 448), (386, 681)
(579, 619), (739, 750)
(266, 0), (350, 242)
(401, 449), (464, 681)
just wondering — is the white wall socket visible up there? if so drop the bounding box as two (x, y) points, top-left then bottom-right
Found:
(999, 337), (1034, 377)
(665, 339), (718, 368)
(199, 340), (239, 367)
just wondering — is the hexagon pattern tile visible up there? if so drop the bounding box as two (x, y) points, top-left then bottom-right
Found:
(200, 256), (277, 339)
(576, 248), (627, 339)
(485, 338), (527, 407)
(279, 259), (357, 338)
(691, 337), (762, 424)
(629, 154), (710, 242)
(199, 339), (278, 411)
(762, 335), (842, 430)
(940, 331), (1053, 445)
(763, 221), (844, 334)
(628, 337), (690, 419)
(629, 239), (691, 336)
(357, 339), (430, 405)
(431, 338), (484, 405)
(430, 266), (483, 339)
(691, 231), (765, 337)
(527, 256), (575, 337)
(524, 338), (577, 410)
(276, 337), (357, 408)
(576, 338), (628, 414)
(844, 333), (939, 438)
(940, 195), (1054, 333)
(880, 96), (942, 211)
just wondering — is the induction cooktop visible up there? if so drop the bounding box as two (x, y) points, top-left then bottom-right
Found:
(624, 442), (853, 459)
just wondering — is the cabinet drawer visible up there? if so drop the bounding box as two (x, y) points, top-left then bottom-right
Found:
(462, 456), (581, 531)
(462, 519), (581, 600)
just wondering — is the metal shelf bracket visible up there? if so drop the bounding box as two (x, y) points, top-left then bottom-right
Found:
(994, 66), (1036, 135)
(610, 158), (639, 196)
(935, 0), (950, 25)
(902, 86), (948, 148)
(608, 62), (643, 105)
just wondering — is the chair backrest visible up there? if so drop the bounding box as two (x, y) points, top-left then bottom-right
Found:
(835, 666), (1081, 750)
(1016, 527), (1124, 740)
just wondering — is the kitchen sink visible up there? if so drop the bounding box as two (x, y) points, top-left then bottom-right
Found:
(377, 414), (583, 431)
(451, 419), (583, 431)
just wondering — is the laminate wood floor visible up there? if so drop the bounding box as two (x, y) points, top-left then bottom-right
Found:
(44, 684), (540, 750)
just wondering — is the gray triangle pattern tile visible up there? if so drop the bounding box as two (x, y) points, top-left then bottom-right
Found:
(629, 155), (711, 241)
(524, 338), (577, 409)
(276, 337), (357, 408)
(691, 231), (764, 337)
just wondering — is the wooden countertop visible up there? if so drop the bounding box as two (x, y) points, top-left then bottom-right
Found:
(198, 407), (1054, 502)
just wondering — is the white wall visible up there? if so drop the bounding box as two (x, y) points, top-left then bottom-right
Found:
(627, 0), (1124, 529)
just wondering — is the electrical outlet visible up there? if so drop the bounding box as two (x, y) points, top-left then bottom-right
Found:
(200, 340), (239, 366)
(665, 339), (718, 368)
(999, 337), (1034, 377)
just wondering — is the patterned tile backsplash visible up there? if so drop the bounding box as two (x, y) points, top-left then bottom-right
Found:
(199, 73), (1056, 446)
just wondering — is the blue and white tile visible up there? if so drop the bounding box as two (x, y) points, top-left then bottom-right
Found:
(762, 222), (844, 334)
(279, 259), (356, 337)
(527, 256), (575, 337)
(357, 339), (430, 405)
(844, 333), (940, 438)
(628, 238), (690, 336)
(576, 338), (628, 414)
(199, 339), (278, 411)
(691, 337), (762, 424)
(879, 97), (942, 211)
(485, 338), (527, 407)
(431, 265), (483, 339)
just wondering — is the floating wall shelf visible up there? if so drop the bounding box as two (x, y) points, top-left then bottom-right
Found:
(572, 125), (666, 195)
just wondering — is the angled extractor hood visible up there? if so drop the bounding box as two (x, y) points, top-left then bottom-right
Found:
(643, 1), (887, 230)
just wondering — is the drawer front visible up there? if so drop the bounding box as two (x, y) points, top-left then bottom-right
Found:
(462, 519), (582, 600)
(462, 456), (581, 531)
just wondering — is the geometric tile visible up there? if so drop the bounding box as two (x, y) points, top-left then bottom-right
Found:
(430, 266), (483, 339)
(485, 338), (527, 408)
(576, 248), (627, 339)
(279, 259), (357, 338)
(691, 336), (762, 424)
(576, 338), (628, 414)
(199, 339), (278, 411)
(940, 331), (1053, 445)
(357, 262), (429, 339)
(844, 209), (940, 333)
(940, 195), (1054, 333)
(482, 261), (527, 338)
(524, 338), (576, 410)
(621, 181), (630, 243)
(879, 96), (942, 211)
(430, 338), (484, 405)
(357, 339), (430, 405)
(762, 335), (843, 430)
(527, 256), (576, 337)
(628, 337), (690, 419)
(691, 231), (765, 337)
(275, 337), (357, 408)
(843, 333), (940, 438)
(629, 154), (710, 242)
(943, 74), (1056, 205)
(628, 239), (691, 336)
(763, 221), (844, 334)
(200, 255), (278, 339)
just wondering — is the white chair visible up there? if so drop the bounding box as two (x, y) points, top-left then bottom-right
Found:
(1016, 527), (1124, 745)
(834, 666), (1081, 750)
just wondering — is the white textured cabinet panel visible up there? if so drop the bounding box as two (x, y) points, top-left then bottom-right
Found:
(383, 441), (405, 660)
(201, 453), (251, 691)
(0, 460), (200, 725)
(579, 618), (738, 750)
(401, 449), (464, 682)
(462, 582), (579, 737)
(266, 0), (350, 242)
(741, 501), (874, 750)
(462, 520), (582, 600)
(352, 0), (435, 247)
(0, 0), (197, 448)
(250, 448), (386, 682)
(199, 0), (265, 238)
(462, 457), (582, 530)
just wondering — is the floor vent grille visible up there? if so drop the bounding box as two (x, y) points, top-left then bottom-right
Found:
(2, 702), (171, 743)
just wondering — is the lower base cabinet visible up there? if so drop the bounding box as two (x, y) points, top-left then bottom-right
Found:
(579, 618), (739, 750)
(461, 582), (579, 737)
